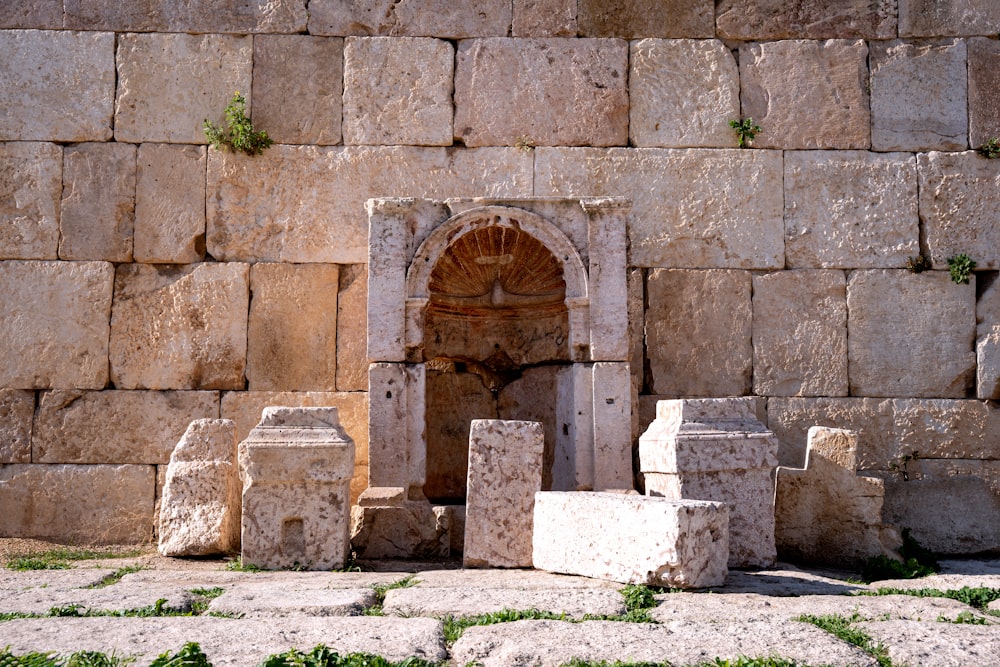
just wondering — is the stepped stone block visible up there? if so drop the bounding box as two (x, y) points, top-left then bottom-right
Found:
(336, 265), (368, 392)
(577, 0), (713, 37)
(717, 0), (897, 39)
(0, 31), (114, 142)
(59, 143), (135, 262)
(899, 0), (1000, 37)
(512, 0), (577, 36)
(134, 144), (206, 264)
(309, 0), (511, 37)
(158, 419), (240, 556)
(0, 390), (34, 464)
(0, 142), (61, 260)
(64, 0), (307, 32)
(532, 491), (728, 588)
(969, 37), (1000, 149)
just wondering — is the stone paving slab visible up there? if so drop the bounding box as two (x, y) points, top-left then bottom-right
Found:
(0, 568), (116, 591)
(118, 568), (406, 589)
(384, 586), (625, 619)
(0, 584), (194, 615)
(706, 565), (867, 596)
(0, 617), (446, 667)
(405, 568), (619, 589)
(861, 619), (1000, 667)
(870, 572), (1000, 591)
(208, 588), (376, 617)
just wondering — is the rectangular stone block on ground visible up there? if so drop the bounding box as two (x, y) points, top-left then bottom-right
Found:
(464, 420), (544, 568)
(968, 37), (1000, 149)
(308, 0), (511, 37)
(532, 491), (728, 588)
(134, 143), (207, 264)
(336, 264), (368, 391)
(716, 0), (897, 39)
(0, 389), (33, 464)
(899, 0), (1000, 37)
(64, 0), (307, 32)
(577, 0), (714, 37)
(512, 0), (577, 36)
(0, 260), (113, 390)
(0, 142), (61, 260)
(0, 31), (114, 142)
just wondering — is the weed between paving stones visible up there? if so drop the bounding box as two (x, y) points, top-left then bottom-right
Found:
(363, 575), (419, 616)
(796, 613), (892, 667)
(855, 585), (1000, 610)
(5, 549), (143, 572)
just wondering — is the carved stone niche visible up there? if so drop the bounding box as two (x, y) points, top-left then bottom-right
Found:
(354, 198), (633, 558)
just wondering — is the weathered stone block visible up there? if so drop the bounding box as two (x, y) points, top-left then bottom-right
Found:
(847, 270), (976, 398)
(0, 260), (113, 390)
(350, 503), (450, 559)
(899, 0), (1000, 37)
(512, 0), (577, 36)
(752, 271), (848, 397)
(309, 0), (512, 37)
(344, 37), (453, 146)
(134, 144), (206, 264)
(920, 152), (1000, 270)
(629, 40), (739, 148)
(0, 464), (155, 543)
(784, 151), (918, 268)
(739, 40), (870, 149)
(0, 390), (33, 464)
(158, 419), (240, 556)
(64, 0), (307, 32)
(455, 38), (628, 147)
(464, 420), (544, 568)
(646, 269), (752, 396)
(115, 33), (252, 144)
(0, 142), (61, 260)
(33, 390), (220, 464)
(207, 146), (531, 264)
(252, 36), (343, 146)
(883, 478), (1000, 555)
(336, 265), (368, 392)
(110, 263), (249, 390)
(535, 148), (783, 268)
(0, 1), (63, 28)
(717, 0), (897, 39)
(870, 40), (968, 152)
(969, 38), (1000, 149)
(979, 331), (1000, 400)
(59, 143), (135, 262)
(532, 492), (728, 588)
(578, 0), (713, 37)
(247, 263), (339, 392)
(0, 31), (114, 142)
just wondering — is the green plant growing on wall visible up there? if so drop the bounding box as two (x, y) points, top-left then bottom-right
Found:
(203, 92), (273, 156)
(515, 135), (536, 152)
(947, 253), (976, 285)
(905, 255), (932, 273)
(976, 137), (1000, 159)
(729, 118), (762, 148)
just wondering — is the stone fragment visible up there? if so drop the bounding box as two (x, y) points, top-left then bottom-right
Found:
(717, 0), (897, 38)
(577, 0), (714, 37)
(464, 420), (544, 568)
(533, 492), (728, 588)
(252, 35), (343, 146)
(919, 152), (1000, 270)
(629, 39), (739, 148)
(883, 478), (1000, 555)
(158, 419), (240, 556)
(336, 265), (368, 392)
(739, 40), (870, 149)
(512, 0), (577, 36)
(0, 260), (113, 390)
(64, 0), (307, 32)
(350, 503), (451, 559)
(535, 148), (783, 268)
(0, 142), (61, 260)
(109, 263), (249, 390)
(752, 271), (848, 397)
(239, 407), (355, 570)
(968, 37), (1000, 149)
(384, 587), (624, 619)
(134, 144), (206, 264)
(0, 1), (62, 28)
(0, 464), (154, 543)
(870, 39), (968, 151)
(247, 263), (339, 392)
(33, 390), (220, 464)
(0, 390), (33, 464)
(645, 269), (752, 396)
(0, 31), (114, 142)
(308, 0), (511, 37)
(899, 0), (1000, 36)
(454, 38), (628, 147)
(784, 151), (918, 268)
(344, 37), (453, 146)
(207, 146), (531, 264)
(115, 33), (252, 144)
(847, 270), (976, 398)
(59, 143), (135, 262)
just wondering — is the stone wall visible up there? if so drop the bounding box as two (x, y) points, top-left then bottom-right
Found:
(1, 1), (999, 551)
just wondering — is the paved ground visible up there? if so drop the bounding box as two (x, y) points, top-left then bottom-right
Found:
(0, 543), (999, 666)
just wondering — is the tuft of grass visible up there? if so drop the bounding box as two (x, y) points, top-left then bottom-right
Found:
(796, 613), (892, 667)
(224, 557), (262, 573)
(87, 566), (144, 589)
(729, 118), (762, 148)
(0, 647), (136, 666)
(203, 92), (273, 156)
(860, 528), (938, 582)
(188, 587), (225, 616)
(148, 642), (211, 667)
(443, 608), (570, 644)
(947, 253), (976, 285)
(6, 548), (142, 571)
(937, 610), (990, 625)
(259, 645), (438, 667)
(364, 575), (418, 616)
(857, 585), (1000, 611)
(977, 137), (1000, 159)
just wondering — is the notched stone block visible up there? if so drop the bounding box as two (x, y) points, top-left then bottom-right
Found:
(134, 144), (207, 264)
(59, 143), (136, 262)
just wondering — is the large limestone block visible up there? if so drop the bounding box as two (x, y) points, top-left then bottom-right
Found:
(309, 0), (511, 37)
(535, 148), (783, 268)
(512, 0), (577, 36)
(464, 420), (544, 568)
(577, 0), (714, 37)
(64, 0), (306, 32)
(0, 142), (61, 260)
(899, 0), (1000, 36)
(0, 1), (63, 28)
(646, 269), (752, 396)
(110, 263), (249, 390)
(0, 260), (113, 390)
(0, 464), (155, 543)
(336, 265), (368, 392)
(252, 36), (343, 146)
(883, 478), (1000, 554)
(344, 37), (453, 146)
(0, 31), (114, 142)
(350, 503), (451, 559)
(454, 38), (628, 148)
(33, 390), (220, 464)
(784, 151), (918, 268)
(870, 40), (968, 152)
(134, 144), (207, 264)
(919, 152), (1000, 270)
(0, 390), (33, 464)
(207, 146), (531, 264)
(532, 492), (728, 588)
(158, 419), (240, 556)
(115, 33), (253, 144)
(629, 40), (739, 148)
(847, 270), (976, 398)
(752, 271), (848, 397)
(717, 0), (897, 39)
(969, 37), (1000, 149)
(59, 143), (136, 262)
(739, 40), (870, 149)
(247, 263), (339, 392)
